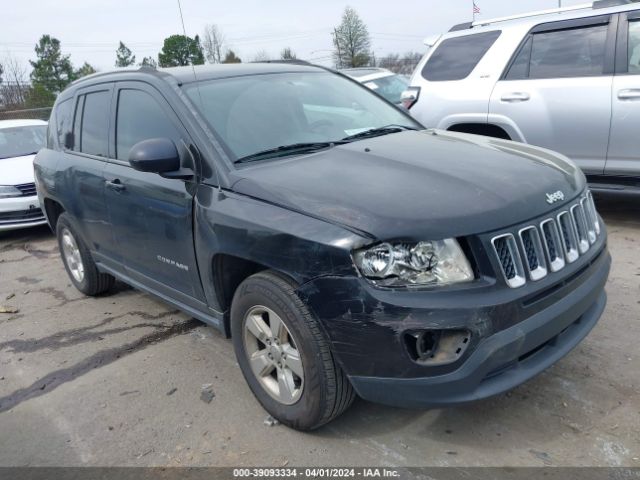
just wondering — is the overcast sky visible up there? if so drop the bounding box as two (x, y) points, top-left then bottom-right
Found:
(1, 0), (588, 73)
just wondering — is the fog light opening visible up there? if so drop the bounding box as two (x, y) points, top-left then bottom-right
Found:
(416, 331), (439, 360)
(404, 329), (471, 366)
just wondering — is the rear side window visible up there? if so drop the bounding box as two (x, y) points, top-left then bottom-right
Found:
(53, 98), (73, 149)
(422, 31), (501, 81)
(76, 90), (111, 157)
(506, 24), (608, 80)
(629, 21), (640, 73)
(115, 89), (181, 161)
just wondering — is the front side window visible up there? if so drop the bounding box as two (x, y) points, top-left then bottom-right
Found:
(363, 74), (408, 104)
(116, 89), (180, 161)
(78, 90), (111, 157)
(0, 125), (47, 159)
(629, 20), (640, 73)
(528, 25), (608, 79)
(422, 31), (501, 81)
(183, 71), (419, 161)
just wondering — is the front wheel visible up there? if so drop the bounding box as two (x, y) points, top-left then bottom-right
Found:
(231, 271), (355, 430)
(56, 213), (115, 296)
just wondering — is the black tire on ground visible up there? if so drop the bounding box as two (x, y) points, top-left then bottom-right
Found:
(56, 212), (115, 296)
(231, 270), (356, 430)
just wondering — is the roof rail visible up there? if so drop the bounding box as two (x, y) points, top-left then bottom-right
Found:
(593, 0), (639, 8)
(472, 3), (593, 27)
(449, 22), (473, 32)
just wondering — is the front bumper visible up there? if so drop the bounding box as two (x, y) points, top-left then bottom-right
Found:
(0, 195), (47, 231)
(299, 244), (610, 408)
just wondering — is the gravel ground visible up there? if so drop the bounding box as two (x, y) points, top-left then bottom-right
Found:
(0, 194), (638, 467)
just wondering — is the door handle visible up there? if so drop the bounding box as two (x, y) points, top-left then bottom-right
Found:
(617, 89), (640, 100)
(501, 92), (530, 102)
(105, 179), (125, 192)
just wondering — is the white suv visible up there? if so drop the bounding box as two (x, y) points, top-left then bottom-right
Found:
(404, 0), (640, 194)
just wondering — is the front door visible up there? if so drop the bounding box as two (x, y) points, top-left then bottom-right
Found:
(103, 82), (205, 306)
(490, 15), (615, 175)
(606, 11), (640, 177)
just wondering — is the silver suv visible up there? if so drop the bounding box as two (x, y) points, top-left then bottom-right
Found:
(404, 0), (640, 194)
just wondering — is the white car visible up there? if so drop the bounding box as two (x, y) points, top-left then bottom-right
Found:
(341, 68), (409, 106)
(0, 119), (48, 231)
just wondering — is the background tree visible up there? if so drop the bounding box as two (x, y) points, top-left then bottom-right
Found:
(0, 54), (29, 108)
(332, 7), (371, 68)
(252, 50), (270, 62)
(139, 56), (157, 68)
(379, 51), (423, 75)
(158, 34), (205, 67)
(222, 50), (242, 63)
(280, 47), (297, 60)
(29, 35), (76, 95)
(202, 24), (226, 64)
(0, 62), (3, 85)
(115, 41), (136, 67)
(75, 62), (97, 78)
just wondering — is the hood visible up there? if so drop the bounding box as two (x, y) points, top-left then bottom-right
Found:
(0, 154), (37, 186)
(230, 130), (585, 240)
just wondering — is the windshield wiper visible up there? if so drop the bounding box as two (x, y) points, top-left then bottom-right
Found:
(341, 124), (418, 142)
(234, 142), (342, 164)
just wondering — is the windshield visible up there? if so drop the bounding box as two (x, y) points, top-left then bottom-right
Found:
(362, 74), (408, 104)
(183, 71), (420, 161)
(0, 125), (47, 159)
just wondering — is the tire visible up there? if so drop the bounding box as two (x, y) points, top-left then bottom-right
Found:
(56, 212), (115, 296)
(231, 270), (355, 430)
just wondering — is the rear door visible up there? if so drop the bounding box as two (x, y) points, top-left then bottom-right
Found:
(59, 85), (115, 262)
(606, 10), (640, 176)
(103, 81), (206, 306)
(490, 15), (616, 174)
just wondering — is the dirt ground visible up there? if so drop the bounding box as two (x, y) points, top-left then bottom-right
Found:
(0, 194), (638, 467)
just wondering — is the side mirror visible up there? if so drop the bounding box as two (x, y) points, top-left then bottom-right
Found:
(64, 132), (74, 149)
(128, 138), (180, 173)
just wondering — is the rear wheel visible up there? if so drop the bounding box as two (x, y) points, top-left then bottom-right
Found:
(231, 271), (355, 430)
(56, 213), (115, 296)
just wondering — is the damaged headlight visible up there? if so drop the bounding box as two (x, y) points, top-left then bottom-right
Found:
(353, 239), (474, 287)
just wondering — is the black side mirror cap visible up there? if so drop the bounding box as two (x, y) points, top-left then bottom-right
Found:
(128, 138), (181, 173)
(64, 132), (74, 149)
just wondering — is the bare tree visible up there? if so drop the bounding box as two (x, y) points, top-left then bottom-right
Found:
(202, 24), (226, 64)
(280, 47), (297, 60)
(379, 51), (423, 75)
(252, 50), (270, 62)
(333, 7), (372, 68)
(0, 54), (29, 108)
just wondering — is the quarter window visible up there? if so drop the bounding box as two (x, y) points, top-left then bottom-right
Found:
(629, 21), (640, 73)
(422, 31), (501, 81)
(507, 24), (608, 80)
(77, 90), (111, 157)
(53, 98), (73, 149)
(116, 89), (180, 161)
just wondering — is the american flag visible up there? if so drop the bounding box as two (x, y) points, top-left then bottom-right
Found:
(473, 2), (481, 14)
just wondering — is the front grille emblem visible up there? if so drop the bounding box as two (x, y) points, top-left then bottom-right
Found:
(545, 191), (565, 204)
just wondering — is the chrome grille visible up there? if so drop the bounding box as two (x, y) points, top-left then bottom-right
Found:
(491, 191), (601, 288)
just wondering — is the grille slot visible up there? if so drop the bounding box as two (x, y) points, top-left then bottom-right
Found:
(491, 191), (602, 288)
(15, 183), (37, 196)
(587, 192), (600, 235)
(0, 208), (45, 224)
(571, 204), (590, 254)
(581, 197), (597, 244)
(492, 234), (525, 288)
(557, 211), (579, 263)
(540, 219), (565, 272)
(519, 226), (547, 281)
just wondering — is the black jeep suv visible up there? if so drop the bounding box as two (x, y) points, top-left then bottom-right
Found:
(34, 63), (610, 430)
